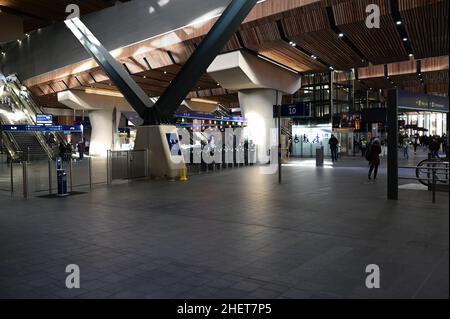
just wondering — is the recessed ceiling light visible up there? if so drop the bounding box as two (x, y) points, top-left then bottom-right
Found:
(338, 33), (344, 38)
(396, 21), (402, 25)
(403, 38), (408, 42)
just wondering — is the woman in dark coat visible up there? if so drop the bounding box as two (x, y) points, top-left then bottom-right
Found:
(368, 138), (382, 181)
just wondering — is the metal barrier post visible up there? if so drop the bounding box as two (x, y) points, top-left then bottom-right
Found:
(88, 156), (93, 190)
(22, 161), (28, 199)
(48, 159), (52, 195)
(127, 151), (130, 180)
(69, 159), (73, 193)
(432, 169), (437, 204)
(145, 149), (150, 178)
(107, 150), (111, 185)
(10, 161), (14, 197)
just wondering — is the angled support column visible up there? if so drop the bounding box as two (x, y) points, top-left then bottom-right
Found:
(154, 0), (259, 124)
(387, 89), (399, 200)
(64, 18), (157, 122)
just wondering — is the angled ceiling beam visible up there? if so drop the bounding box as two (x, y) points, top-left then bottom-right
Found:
(153, 0), (259, 124)
(65, 17), (156, 119)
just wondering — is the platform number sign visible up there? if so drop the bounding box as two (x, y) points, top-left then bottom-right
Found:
(273, 102), (311, 118)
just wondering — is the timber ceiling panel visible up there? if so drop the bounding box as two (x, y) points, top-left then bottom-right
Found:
(282, 6), (366, 69)
(422, 70), (449, 85)
(239, 21), (326, 71)
(390, 73), (422, 88)
(426, 84), (448, 95)
(358, 77), (393, 90)
(333, 0), (408, 64)
(399, 0), (449, 59)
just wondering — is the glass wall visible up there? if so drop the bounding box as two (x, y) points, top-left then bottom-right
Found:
(399, 112), (448, 136)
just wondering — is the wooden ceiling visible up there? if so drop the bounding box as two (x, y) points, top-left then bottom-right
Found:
(17, 0), (449, 109)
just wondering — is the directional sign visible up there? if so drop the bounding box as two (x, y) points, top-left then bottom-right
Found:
(36, 114), (53, 125)
(1, 125), (82, 132)
(273, 102), (311, 118)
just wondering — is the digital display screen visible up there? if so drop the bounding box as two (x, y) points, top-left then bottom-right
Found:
(36, 114), (53, 125)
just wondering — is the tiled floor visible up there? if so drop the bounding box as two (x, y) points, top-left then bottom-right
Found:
(0, 152), (448, 299)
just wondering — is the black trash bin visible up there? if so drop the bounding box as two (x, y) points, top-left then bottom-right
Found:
(57, 170), (68, 197)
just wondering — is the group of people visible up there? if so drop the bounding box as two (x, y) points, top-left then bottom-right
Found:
(59, 140), (87, 161)
(400, 133), (448, 159)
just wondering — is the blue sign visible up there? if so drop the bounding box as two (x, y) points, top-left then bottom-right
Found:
(175, 112), (247, 123)
(36, 114), (53, 125)
(165, 133), (182, 156)
(273, 102), (311, 118)
(398, 90), (449, 113)
(1, 125), (82, 132)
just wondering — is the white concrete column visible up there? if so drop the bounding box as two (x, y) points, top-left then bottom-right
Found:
(58, 90), (133, 157)
(89, 109), (121, 157)
(239, 89), (281, 164)
(207, 50), (301, 164)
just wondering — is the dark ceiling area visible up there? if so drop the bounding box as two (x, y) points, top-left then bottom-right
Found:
(0, 0), (132, 32)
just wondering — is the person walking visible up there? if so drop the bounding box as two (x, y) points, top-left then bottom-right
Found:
(429, 137), (440, 159)
(442, 134), (448, 158)
(402, 138), (409, 160)
(413, 135), (419, 154)
(329, 134), (339, 162)
(287, 137), (293, 160)
(368, 138), (382, 181)
(59, 142), (66, 160)
(77, 140), (85, 160)
(360, 137), (368, 158)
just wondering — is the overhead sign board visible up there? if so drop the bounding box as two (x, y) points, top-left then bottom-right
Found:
(175, 112), (247, 123)
(36, 114), (53, 125)
(398, 91), (449, 113)
(273, 102), (311, 118)
(1, 125), (82, 133)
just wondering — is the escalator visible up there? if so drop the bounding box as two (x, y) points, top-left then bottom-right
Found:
(0, 74), (64, 161)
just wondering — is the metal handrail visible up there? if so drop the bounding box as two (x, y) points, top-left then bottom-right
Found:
(398, 165), (449, 204)
(399, 166), (449, 171)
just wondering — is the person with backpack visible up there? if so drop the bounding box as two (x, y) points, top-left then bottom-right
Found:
(367, 138), (382, 181)
(329, 134), (339, 162)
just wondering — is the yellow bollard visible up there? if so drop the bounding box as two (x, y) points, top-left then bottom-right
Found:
(179, 167), (188, 182)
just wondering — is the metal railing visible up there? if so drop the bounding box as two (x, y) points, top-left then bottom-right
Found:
(1, 156), (107, 198)
(399, 165), (449, 204)
(107, 150), (149, 184)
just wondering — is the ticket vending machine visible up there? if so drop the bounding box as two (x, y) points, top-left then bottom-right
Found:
(56, 157), (69, 197)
